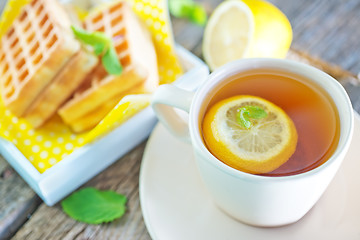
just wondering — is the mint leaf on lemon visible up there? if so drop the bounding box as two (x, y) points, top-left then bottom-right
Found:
(237, 108), (251, 129)
(61, 187), (127, 224)
(169, 0), (207, 26)
(237, 106), (267, 129)
(245, 106), (268, 119)
(71, 26), (123, 76)
(202, 95), (297, 174)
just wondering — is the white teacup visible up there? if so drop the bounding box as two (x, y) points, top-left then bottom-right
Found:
(151, 59), (354, 227)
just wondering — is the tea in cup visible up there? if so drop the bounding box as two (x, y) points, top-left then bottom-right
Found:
(152, 58), (353, 227)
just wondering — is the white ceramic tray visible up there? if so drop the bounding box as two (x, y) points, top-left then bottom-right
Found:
(0, 45), (209, 206)
(140, 112), (360, 240)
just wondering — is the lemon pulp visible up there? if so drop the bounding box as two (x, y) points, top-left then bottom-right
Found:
(202, 95), (298, 174)
(202, 0), (292, 71)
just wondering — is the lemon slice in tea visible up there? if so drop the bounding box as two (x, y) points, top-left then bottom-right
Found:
(202, 95), (298, 174)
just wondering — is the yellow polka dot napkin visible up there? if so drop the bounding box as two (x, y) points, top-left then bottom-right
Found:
(0, 0), (31, 39)
(0, 0), (183, 173)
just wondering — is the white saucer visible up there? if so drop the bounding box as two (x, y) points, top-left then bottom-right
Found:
(139, 112), (360, 240)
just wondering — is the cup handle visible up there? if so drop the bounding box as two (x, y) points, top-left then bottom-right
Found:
(152, 84), (194, 142)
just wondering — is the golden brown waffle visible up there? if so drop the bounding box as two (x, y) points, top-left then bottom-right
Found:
(83, 0), (159, 93)
(24, 48), (98, 128)
(0, 0), (80, 117)
(59, 66), (147, 126)
(68, 84), (144, 133)
(58, 1), (158, 132)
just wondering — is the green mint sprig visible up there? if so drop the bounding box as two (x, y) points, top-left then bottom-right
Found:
(169, 0), (207, 26)
(61, 187), (127, 224)
(236, 106), (267, 129)
(71, 26), (123, 76)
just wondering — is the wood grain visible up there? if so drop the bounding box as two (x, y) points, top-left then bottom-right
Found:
(0, 156), (41, 240)
(12, 143), (151, 240)
(0, 1), (5, 15)
(268, 0), (360, 75)
(1, 0), (360, 239)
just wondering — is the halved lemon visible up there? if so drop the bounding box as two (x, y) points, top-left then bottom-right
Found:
(202, 0), (292, 71)
(202, 95), (297, 174)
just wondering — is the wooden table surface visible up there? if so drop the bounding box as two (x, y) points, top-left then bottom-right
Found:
(1, 0), (360, 239)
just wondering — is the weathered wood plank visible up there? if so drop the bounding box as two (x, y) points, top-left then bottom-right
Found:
(268, 0), (360, 74)
(0, 1), (5, 14)
(12, 142), (151, 240)
(0, 156), (41, 240)
(187, 0), (360, 75)
(2, 0), (360, 239)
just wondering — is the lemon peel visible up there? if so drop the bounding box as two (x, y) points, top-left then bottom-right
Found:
(203, 0), (292, 71)
(202, 95), (297, 174)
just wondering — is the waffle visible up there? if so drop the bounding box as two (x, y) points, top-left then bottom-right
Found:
(24, 47), (98, 127)
(58, 1), (158, 130)
(59, 66), (147, 126)
(68, 84), (144, 133)
(0, 0), (80, 116)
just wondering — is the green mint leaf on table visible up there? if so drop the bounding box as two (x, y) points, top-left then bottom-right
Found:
(169, 0), (207, 26)
(61, 187), (127, 224)
(236, 106), (267, 129)
(71, 26), (123, 76)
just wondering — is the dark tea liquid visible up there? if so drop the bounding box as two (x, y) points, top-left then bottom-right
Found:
(203, 70), (340, 177)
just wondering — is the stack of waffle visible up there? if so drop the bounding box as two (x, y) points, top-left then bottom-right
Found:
(0, 0), (98, 128)
(58, 1), (159, 132)
(0, 0), (158, 132)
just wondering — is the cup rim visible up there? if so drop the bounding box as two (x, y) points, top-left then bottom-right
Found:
(189, 58), (354, 182)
